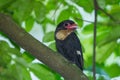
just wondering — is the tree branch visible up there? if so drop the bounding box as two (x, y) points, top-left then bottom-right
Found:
(93, 0), (98, 80)
(0, 13), (88, 80)
(74, 17), (94, 23)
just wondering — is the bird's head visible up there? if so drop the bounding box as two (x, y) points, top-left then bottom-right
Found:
(55, 20), (77, 40)
(56, 20), (77, 31)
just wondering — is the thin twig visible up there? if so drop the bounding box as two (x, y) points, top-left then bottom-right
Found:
(51, 1), (63, 22)
(99, 7), (120, 24)
(75, 17), (94, 23)
(98, 7), (116, 21)
(93, 0), (98, 80)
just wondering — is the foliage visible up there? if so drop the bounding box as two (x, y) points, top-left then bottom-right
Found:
(0, 0), (120, 80)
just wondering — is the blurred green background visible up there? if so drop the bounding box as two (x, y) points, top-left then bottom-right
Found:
(0, 0), (120, 80)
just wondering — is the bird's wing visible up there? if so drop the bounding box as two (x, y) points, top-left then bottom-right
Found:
(70, 33), (83, 70)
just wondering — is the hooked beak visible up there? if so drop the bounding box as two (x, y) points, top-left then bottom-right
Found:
(65, 24), (77, 30)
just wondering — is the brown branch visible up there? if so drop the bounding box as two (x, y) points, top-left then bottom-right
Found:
(93, 0), (98, 80)
(0, 13), (89, 80)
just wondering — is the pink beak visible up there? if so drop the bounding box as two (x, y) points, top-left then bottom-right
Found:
(65, 24), (77, 30)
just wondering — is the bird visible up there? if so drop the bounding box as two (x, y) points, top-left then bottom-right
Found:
(54, 20), (83, 71)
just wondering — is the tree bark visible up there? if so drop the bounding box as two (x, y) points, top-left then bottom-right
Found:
(0, 13), (88, 80)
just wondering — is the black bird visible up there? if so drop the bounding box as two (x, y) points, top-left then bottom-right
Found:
(55, 20), (83, 71)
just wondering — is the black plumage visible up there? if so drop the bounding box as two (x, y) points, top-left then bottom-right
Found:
(55, 20), (83, 71)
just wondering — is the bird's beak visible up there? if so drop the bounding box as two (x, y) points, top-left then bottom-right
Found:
(65, 24), (77, 30)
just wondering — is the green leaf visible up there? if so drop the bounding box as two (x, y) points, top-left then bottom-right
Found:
(57, 6), (83, 27)
(33, 1), (46, 23)
(110, 5), (120, 21)
(0, 41), (12, 67)
(82, 24), (93, 34)
(72, 0), (93, 12)
(9, 63), (31, 80)
(45, 0), (65, 13)
(96, 42), (117, 63)
(8, 0), (33, 24)
(57, 8), (71, 24)
(25, 16), (34, 32)
(49, 42), (56, 51)
(82, 23), (111, 35)
(114, 43), (120, 56)
(106, 0), (120, 5)
(22, 51), (35, 63)
(42, 31), (54, 42)
(17, 65), (31, 80)
(9, 39), (20, 51)
(0, 41), (21, 57)
(0, 62), (31, 80)
(0, 65), (16, 80)
(29, 63), (61, 80)
(0, 40), (31, 80)
(45, 0), (57, 11)
(41, 18), (55, 32)
(97, 26), (120, 46)
(104, 63), (120, 77)
(0, 0), (13, 10)
(97, 0), (106, 9)
(14, 57), (28, 68)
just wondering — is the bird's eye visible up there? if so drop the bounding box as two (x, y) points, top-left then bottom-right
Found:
(64, 23), (69, 26)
